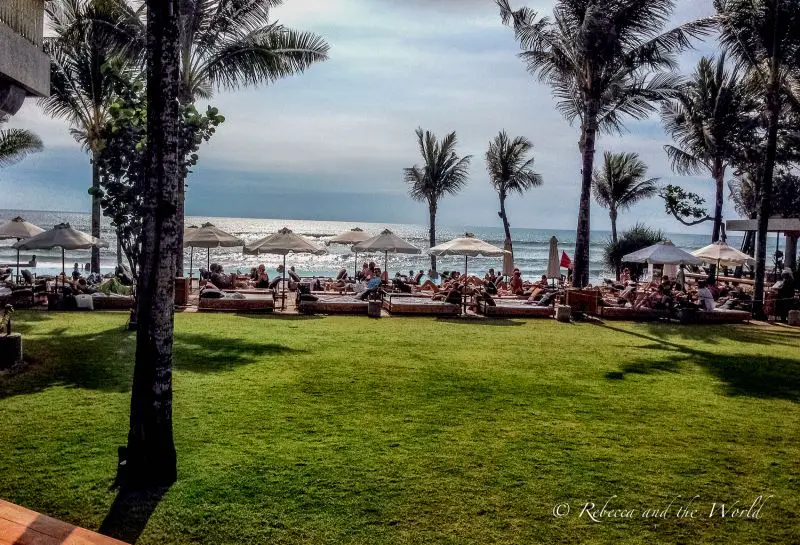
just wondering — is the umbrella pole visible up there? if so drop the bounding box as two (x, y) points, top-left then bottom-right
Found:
(61, 248), (65, 292)
(384, 251), (388, 279)
(16, 241), (20, 284)
(463, 256), (468, 314)
(189, 248), (194, 290)
(282, 254), (286, 310)
(207, 248), (210, 271)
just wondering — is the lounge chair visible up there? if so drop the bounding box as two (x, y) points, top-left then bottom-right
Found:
(476, 298), (553, 318)
(198, 291), (275, 313)
(382, 293), (460, 316)
(298, 294), (369, 315)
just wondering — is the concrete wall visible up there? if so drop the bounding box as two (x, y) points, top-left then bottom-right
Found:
(0, 19), (49, 99)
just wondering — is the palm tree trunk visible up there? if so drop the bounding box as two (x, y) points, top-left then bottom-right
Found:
(574, 100), (599, 288)
(609, 208), (618, 245)
(91, 150), (102, 273)
(753, 69), (781, 319)
(125, 0), (181, 489)
(499, 191), (512, 249)
(711, 159), (725, 243)
(429, 200), (437, 271)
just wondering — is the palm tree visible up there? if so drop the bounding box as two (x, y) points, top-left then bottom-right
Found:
(486, 131), (542, 254)
(0, 117), (43, 168)
(405, 128), (472, 271)
(497, 0), (713, 287)
(715, 0), (800, 317)
(41, 0), (141, 273)
(592, 152), (658, 247)
(170, 0), (330, 275)
(126, 0), (182, 489)
(661, 54), (758, 243)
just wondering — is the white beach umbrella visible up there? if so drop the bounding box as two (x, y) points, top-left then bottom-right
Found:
(546, 236), (560, 279)
(327, 227), (371, 278)
(0, 216), (44, 281)
(429, 233), (507, 278)
(183, 222), (244, 278)
(351, 229), (421, 278)
(15, 223), (108, 289)
(244, 227), (326, 309)
(692, 240), (754, 267)
(622, 240), (702, 266)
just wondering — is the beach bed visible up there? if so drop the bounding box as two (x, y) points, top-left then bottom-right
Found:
(476, 298), (553, 318)
(599, 306), (670, 321)
(680, 309), (752, 324)
(383, 295), (460, 316)
(92, 294), (134, 310)
(298, 294), (368, 315)
(198, 292), (275, 313)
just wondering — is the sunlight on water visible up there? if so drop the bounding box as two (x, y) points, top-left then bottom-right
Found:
(0, 209), (748, 282)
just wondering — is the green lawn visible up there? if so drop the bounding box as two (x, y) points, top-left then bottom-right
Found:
(1, 312), (799, 545)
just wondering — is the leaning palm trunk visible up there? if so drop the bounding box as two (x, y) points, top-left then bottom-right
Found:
(125, 0), (181, 488)
(753, 74), (781, 319)
(574, 101), (600, 288)
(499, 191), (512, 245)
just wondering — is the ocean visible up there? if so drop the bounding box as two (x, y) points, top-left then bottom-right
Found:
(0, 209), (745, 283)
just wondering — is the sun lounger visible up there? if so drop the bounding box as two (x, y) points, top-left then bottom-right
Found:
(382, 294), (460, 316)
(92, 294), (135, 310)
(198, 292), (275, 313)
(298, 294), (369, 315)
(599, 306), (670, 321)
(476, 298), (553, 318)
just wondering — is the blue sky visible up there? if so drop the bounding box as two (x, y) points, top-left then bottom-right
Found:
(3, 0), (730, 234)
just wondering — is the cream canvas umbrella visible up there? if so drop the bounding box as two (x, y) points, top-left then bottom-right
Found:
(14, 223), (108, 290)
(546, 236), (560, 279)
(244, 227), (326, 309)
(327, 227), (371, 278)
(429, 233), (507, 278)
(622, 241), (702, 266)
(352, 229), (421, 278)
(692, 240), (754, 267)
(183, 223), (244, 280)
(0, 216), (44, 281)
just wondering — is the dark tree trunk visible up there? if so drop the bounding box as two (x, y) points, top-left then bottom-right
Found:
(428, 200), (437, 271)
(175, 182), (185, 277)
(91, 150), (102, 273)
(124, 0), (182, 488)
(574, 99), (599, 288)
(753, 65), (781, 319)
(609, 208), (618, 245)
(711, 159), (725, 243)
(499, 190), (512, 251)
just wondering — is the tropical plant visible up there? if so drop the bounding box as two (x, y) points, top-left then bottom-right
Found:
(661, 54), (758, 242)
(405, 128), (472, 271)
(592, 151), (658, 246)
(497, 0), (713, 287)
(41, 0), (141, 273)
(603, 222), (665, 281)
(485, 130), (542, 253)
(0, 117), (43, 168)
(715, 0), (800, 317)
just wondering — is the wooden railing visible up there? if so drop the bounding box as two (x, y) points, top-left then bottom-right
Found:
(0, 0), (44, 47)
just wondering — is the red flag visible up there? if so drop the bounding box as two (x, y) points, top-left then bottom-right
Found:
(560, 251), (572, 269)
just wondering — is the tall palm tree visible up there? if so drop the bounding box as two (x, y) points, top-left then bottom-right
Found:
(661, 54), (758, 243)
(0, 117), (43, 168)
(41, 0), (141, 273)
(170, 0), (330, 275)
(485, 131), (542, 254)
(497, 0), (713, 287)
(405, 128), (472, 271)
(592, 151), (658, 247)
(715, 0), (800, 317)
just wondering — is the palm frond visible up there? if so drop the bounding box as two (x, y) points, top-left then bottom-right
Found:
(0, 125), (44, 167)
(592, 151), (658, 212)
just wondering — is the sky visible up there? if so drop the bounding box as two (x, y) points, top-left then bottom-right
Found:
(2, 0), (730, 235)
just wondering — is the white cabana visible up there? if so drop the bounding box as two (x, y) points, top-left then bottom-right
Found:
(622, 241), (702, 266)
(245, 227), (326, 309)
(429, 233), (507, 278)
(0, 216), (44, 281)
(352, 229), (421, 277)
(15, 223), (108, 289)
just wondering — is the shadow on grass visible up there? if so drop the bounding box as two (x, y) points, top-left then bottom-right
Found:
(233, 313), (324, 321)
(99, 485), (170, 544)
(0, 327), (305, 400)
(601, 323), (800, 401)
(434, 317), (525, 327)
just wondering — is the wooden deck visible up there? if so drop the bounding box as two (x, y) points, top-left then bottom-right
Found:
(0, 499), (129, 545)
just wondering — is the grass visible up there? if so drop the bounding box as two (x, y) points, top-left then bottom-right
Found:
(1, 311), (799, 545)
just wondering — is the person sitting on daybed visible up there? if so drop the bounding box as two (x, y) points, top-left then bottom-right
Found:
(696, 280), (716, 311)
(359, 267), (384, 300)
(254, 264), (270, 289)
